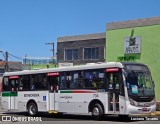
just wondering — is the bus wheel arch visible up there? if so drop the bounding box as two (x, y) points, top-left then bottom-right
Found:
(88, 99), (104, 120)
(27, 99), (38, 116)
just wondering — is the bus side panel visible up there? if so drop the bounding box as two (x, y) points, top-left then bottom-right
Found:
(1, 96), (10, 110)
(119, 95), (126, 114)
(1, 92), (18, 110)
(58, 91), (108, 114)
(58, 93), (89, 113)
(18, 91), (49, 112)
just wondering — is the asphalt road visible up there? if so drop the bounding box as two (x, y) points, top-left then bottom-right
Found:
(0, 112), (160, 124)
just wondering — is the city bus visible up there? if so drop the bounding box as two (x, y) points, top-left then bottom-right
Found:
(0, 62), (156, 120)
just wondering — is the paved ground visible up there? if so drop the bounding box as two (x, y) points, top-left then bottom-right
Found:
(0, 111), (160, 123)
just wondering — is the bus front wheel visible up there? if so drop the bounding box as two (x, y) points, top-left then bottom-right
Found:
(28, 102), (38, 116)
(91, 103), (104, 120)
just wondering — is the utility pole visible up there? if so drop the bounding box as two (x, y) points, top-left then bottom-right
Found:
(0, 50), (9, 72)
(5, 51), (9, 72)
(45, 42), (54, 64)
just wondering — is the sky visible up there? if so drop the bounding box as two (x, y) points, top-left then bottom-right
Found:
(0, 0), (159, 62)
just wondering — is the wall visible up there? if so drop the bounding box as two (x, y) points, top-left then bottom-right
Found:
(106, 24), (160, 99)
(57, 38), (106, 65)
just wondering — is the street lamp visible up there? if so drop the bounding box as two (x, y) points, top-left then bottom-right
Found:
(0, 50), (3, 61)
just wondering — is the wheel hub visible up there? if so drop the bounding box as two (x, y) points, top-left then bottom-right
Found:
(29, 105), (36, 115)
(93, 107), (99, 115)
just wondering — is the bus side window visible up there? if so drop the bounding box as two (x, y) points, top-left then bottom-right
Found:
(60, 73), (65, 89)
(2, 77), (9, 91)
(69, 71), (84, 89)
(19, 75), (30, 91)
(84, 69), (105, 89)
(66, 72), (71, 88)
(9, 78), (19, 92)
(31, 74), (47, 90)
(76, 71), (84, 88)
(107, 73), (114, 90)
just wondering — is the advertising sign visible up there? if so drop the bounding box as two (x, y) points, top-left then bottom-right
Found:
(124, 36), (141, 54)
(117, 56), (136, 62)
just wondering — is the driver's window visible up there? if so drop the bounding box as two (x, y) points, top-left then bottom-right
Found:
(2, 77), (9, 91)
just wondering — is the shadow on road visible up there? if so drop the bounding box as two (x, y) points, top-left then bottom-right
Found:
(2, 112), (145, 122)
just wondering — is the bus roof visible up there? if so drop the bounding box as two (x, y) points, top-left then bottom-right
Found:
(3, 62), (146, 76)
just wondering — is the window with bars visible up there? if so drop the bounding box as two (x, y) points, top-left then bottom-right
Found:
(84, 47), (99, 60)
(65, 49), (79, 61)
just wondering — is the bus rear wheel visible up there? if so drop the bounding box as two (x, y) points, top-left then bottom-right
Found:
(28, 102), (38, 116)
(118, 115), (129, 119)
(91, 103), (104, 120)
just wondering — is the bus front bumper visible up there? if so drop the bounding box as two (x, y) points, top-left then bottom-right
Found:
(126, 104), (156, 115)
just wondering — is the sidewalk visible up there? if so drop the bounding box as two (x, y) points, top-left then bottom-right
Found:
(151, 111), (160, 116)
(131, 111), (160, 117)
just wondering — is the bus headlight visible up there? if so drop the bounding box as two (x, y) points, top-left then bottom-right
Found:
(130, 98), (135, 106)
(150, 98), (156, 106)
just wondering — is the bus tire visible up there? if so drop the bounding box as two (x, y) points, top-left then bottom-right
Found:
(91, 103), (104, 120)
(118, 115), (129, 120)
(28, 102), (38, 116)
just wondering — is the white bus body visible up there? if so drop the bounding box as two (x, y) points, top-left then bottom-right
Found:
(0, 62), (156, 119)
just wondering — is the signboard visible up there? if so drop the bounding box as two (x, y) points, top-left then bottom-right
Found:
(9, 76), (19, 79)
(58, 63), (73, 67)
(47, 72), (59, 76)
(106, 68), (119, 72)
(117, 56), (136, 62)
(124, 36), (141, 54)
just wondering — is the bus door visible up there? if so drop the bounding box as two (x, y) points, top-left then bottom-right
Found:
(9, 76), (18, 110)
(1, 76), (18, 110)
(106, 68), (124, 114)
(47, 72), (59, 111)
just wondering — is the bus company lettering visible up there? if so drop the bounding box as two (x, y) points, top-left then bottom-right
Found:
(24, 94), (39, 97)
(60, 96), (72, 99)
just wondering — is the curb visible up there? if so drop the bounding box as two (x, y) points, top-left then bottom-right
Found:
(151, 112), (160, 116)
(130, 111), (160, 116)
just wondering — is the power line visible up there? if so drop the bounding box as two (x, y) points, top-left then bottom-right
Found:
(8, 55), (22, 70)
(8, 52), (22, 60)
(0, 50), (22, 72)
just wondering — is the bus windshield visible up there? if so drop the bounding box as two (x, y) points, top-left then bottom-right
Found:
(125, 64), (155, 97)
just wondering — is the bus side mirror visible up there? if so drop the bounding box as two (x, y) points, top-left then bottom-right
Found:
(153, 81), (155, 87)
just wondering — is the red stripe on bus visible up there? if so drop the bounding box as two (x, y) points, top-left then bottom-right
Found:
(9, 76), (19, 79)
(106, 68), (119, 72)
(47, 72), (59, 76)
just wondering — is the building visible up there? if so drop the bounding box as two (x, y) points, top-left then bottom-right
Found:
(22, 57), (57, 69)
(0, 61), (22, 77)
(57, 33), (106, 65)
(106, 16), (160, 100)
(22, 57), (56, 65)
